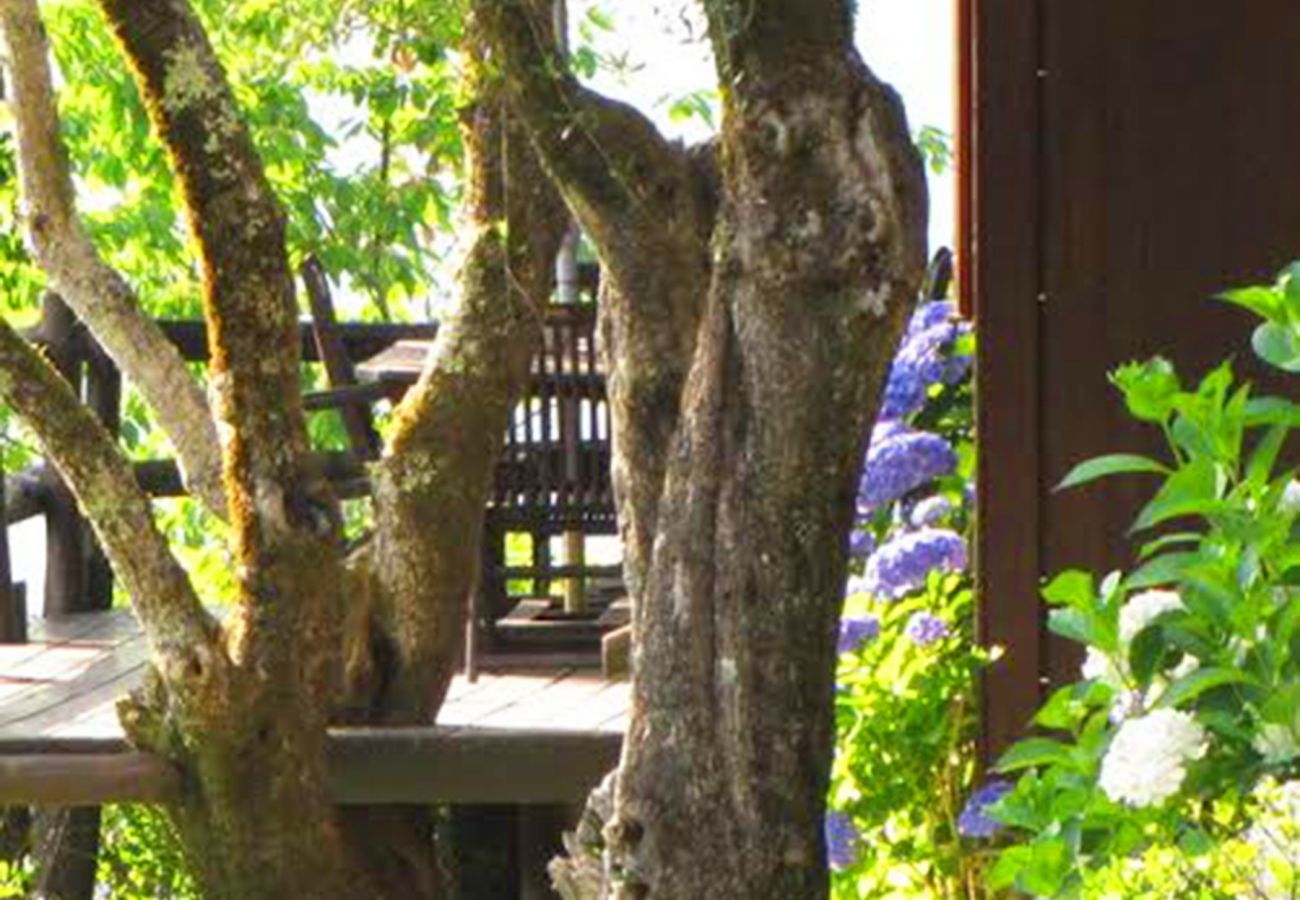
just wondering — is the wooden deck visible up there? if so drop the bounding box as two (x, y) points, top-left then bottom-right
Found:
(0, 610), (628, 805)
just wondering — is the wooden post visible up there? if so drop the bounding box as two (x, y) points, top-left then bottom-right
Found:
(82, 338), (120, 612)
(37, 294), (89, 618)
(33, 807), (101, 900)
(301, 256), (381, 460)
(0, 439), (21, 643)
(34, 294), (104, 900)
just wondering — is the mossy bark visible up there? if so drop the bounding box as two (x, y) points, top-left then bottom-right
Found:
(0, 1), (563, 897)
(483, 1), (928, 896)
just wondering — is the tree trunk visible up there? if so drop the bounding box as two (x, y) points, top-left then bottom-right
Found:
(481, 2), (928, 896)
(0, 0), (563, 896)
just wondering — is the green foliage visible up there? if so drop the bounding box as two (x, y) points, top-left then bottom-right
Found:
(830, 302), (989, 898)
(97, 805), (199, 899)
(38, 0), (466, 321)
(989, 262), (1300, 897)
(916, 125), (953, 176)
(832, 576), (991, 898)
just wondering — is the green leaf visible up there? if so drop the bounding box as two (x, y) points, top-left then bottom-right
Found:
(1109, 358), (1180, 423)
(1253, 322), (1300, 372)
(1047, 608), (1092, 645)
(1138, 531), (1203, 560)
(994, 737), (1077, 773)
(1042, 570), (1095, 608)
(1217, 284), (1284, 320)
(1244, 396), (1300, 427)
(1056, 453), (1169, 490)
(1156, 666), (1247, 709)
(1247, 422), (1291, 486)
(1125, 551), (1199, 589)
(1129, 627), (1167, 687)
(1131, 458), (1221, 532)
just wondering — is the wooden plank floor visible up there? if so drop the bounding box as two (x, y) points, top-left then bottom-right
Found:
(0, 610), (629, 804)
(0, 610), (629, 746)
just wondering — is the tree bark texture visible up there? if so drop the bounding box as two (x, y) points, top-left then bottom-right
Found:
(0, 1), (564, 898)
(482, 1), (929, 896)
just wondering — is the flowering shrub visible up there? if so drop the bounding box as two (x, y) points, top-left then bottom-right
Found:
(986, 264), (1300, 897)
(829, 297), (994, 897)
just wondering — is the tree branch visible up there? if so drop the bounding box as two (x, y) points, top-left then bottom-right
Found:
(364, 9), (567, 720)
(0, 0), (225, 515)
(0, 318), (222, 696)
(94, 0), (343, 635)
(477, 0), (717, 591)
(704, 0), (855, 89)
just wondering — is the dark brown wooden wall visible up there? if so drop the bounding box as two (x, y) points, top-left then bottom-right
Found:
(970, 0), (1300, 758)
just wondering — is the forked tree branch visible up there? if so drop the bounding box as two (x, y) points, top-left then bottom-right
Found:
(364, 6), (567, 720)
(477, 0), (707, 275)
(95, 0), (340, 591)
(0, 318), (221, 690)
(477, 0), (718, 590)
(0, 0), (225, 515)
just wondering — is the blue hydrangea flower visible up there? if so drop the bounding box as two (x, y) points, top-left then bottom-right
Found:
(905, 611), (950, 645)
(863, 528), (968, 600)
(824, 810), (859, 870)
(848, 528), (877, 559)
(957, 781), (1013, 839)
(905, 300), (958, 339)
(838, 616), (881, 654)
(878, 307), (972, 421)
(858, 431), (957, 514)
(909, 494), (954, 528)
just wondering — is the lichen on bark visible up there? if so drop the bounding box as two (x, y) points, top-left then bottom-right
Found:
(481, 1), (928, 896)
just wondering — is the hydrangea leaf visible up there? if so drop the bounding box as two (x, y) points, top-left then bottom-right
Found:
(1216, 284), (1284, 321)
(1131, 457), (1221, 532)
(1057, 453), (1169, 491)
(1109, 357), (1180, 423)
(994, 737), (1078, 774)
(1156, 667), (1248, 709)
(1252, 322), (1300, 372)
(1125, 551), (1199, 590)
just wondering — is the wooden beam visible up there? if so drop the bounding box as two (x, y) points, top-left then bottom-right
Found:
(152, 319), (438, 364)
(326, 727), (620, 805)
(0, 729), (620, 806)
(0, 753), (179, 806)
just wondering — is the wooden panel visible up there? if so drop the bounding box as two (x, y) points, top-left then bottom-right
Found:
(1037, 1), (1300, 686)
(977, 0), (1300, 763)
(970, 0), (1046, 762)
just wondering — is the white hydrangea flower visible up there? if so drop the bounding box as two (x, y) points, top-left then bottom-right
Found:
(1107, 689), (1145, 725)
(1118, 589), (1183, 644)
(1253, 724), (1300, 766)
(1281, 480), (1300, 516)
(1081, 647), (1124, 688)
(1099, 709), (1207, 807)
(1168, 654), (1200, 681)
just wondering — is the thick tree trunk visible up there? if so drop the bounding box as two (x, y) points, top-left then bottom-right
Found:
(0, 1), (562, 897)
(482, 2), (927, 897)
